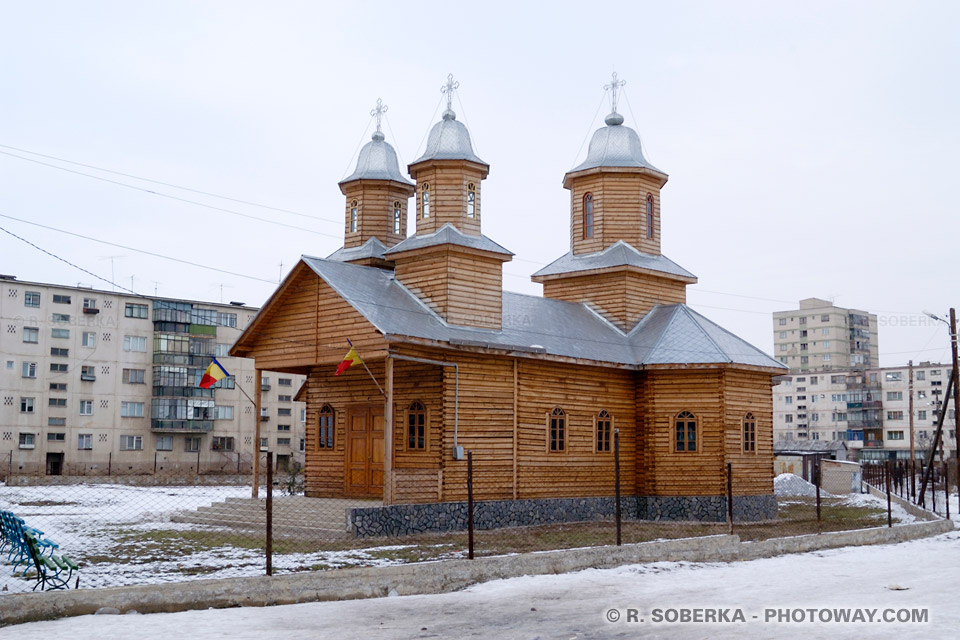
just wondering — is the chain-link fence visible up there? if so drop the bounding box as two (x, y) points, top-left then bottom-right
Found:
(1, 446), (940, 595)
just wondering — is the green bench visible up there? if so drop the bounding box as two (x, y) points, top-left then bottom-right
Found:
(23, 531), (79, 591)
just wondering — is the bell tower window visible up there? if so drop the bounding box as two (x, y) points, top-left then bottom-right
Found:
(393, 201), (402, 234)
(350, 200), (359, 232)
(466, 183), (476, 218)
(421, 183), (430, 218)
(583, 193), (594, 239)
(646, 193), (654, 239)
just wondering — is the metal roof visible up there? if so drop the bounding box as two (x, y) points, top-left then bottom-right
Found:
(298, 256), (785, 370)
(532, 241), (696, 281)
(384, 223), (513, 257)
(568, 113), (665, 175)
(339, 132), (413, 186)
(410, 110), (487, 167)
(326, 237), (389, 262)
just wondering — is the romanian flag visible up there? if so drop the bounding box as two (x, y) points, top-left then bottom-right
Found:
(199, 357), (230, 389)
(335, 346), (362, 376)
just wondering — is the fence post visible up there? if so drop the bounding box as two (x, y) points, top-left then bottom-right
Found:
(108, 451), (112, 476)
(944, 462), (950, 520)
(885, 460), (892, 528)
(467, 450), (474, 560)
(154, 452), (158, 475)
(614, 429), (621, 546)
(815, 459), (822, 534)
(910, 459), (916, 502)
(726, 462), (734, 534)
(266, 451), (273, 576)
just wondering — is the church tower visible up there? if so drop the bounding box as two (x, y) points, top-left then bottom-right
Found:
(533, 74), (697, 331)
(386, 75), (512, 329)
(333, 99), (415, 267)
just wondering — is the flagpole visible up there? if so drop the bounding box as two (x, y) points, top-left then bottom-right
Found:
(347, 339), (385, 397)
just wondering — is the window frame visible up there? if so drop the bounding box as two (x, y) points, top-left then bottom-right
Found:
(743, 412), (757, 453)
(583, 193), (594, 239)
(393, 200), (402, 234)
(77, 433), (93, 450)
(466, 183), (476, 218)
(645, 193), (654, 239)
(317, 404), (335, 450)
(350, 199), (359, 232)
(406, 401), (427, 451)
(548, 407), (566, 453)
(23, 326), (39, 343)
(595, 410), (612, 453)
(24, 291), (40, 307)
(674, 410), (698, 453)
(421, 183), (430, 218)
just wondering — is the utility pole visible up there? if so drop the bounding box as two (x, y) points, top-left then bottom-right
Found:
(950, 308), (959, 494)
(908, 360), (915, 464)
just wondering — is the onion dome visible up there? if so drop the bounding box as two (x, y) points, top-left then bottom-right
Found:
(339, 130), (413, 186)
(569, 111), (663, 174)
(410, 108), (487, 166)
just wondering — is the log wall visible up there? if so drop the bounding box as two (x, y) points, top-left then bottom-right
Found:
(340, 180), (414, 249)
(568, 171), (664, 256)
(410, 161), (486, 236)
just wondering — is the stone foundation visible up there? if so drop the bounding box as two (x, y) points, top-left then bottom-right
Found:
(349, 494), (777, 538)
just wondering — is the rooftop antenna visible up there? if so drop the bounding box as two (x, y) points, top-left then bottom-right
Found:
(604, 71), (626, 115)
(98, 255), (125, 291)
(214, 283), (233, 304)
(151, 280), (162, 297)
(278, 260), (284, 284)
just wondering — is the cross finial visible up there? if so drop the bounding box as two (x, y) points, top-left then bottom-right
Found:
(370, 98), (388, 135)
(604, 72), (626, 114)
(441, 73), (460, 112)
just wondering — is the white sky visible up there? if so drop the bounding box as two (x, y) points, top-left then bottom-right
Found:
(1, 1), (957, 367)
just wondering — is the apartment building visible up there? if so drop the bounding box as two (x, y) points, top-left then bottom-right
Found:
(774, 362), (957, 461)
(0, 276), (305, 478)
(773, 298), (878, 373)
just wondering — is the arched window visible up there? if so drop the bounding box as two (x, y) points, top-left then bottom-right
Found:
(743, 412), (756, 453)
(466, 183), (476, 218)
(583, 193), (594, 239)
(407, 401), (426, 450)
(393, 201), (402, 234)
(421, 183), (430, 218)
(646, 194), (654, 239)
(596, 410), (612, 453)
(549, 407), (566, 452)
(675, 410), (697, 452)
(318, 404), (335, 450)
(350, 200), (359, 233)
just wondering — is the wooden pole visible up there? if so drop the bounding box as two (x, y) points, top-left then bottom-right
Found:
(919, 373), (953, 506)
(726, 462), (734, 534)
(815, 459), (822, 534)
(384, 356), (394, 506)
(467, 450), (474, 560)
(252, 370), (263, 498)
(885, 460), (892, 527)
(908, 360), (915, 466)
(614, 429), (621, 546)
(266, 451), (273, 576)
(950, 308), (960, 504)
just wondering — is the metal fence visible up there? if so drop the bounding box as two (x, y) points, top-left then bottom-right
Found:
(0, 445), (944, 594)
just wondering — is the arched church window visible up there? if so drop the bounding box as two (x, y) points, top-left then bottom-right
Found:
(675, 411), (697, 452)
(467, 183), (476, 218)
(421, 184), (430, 218)
(583, 193), (594, 239)
(596, 410), (612, 453)
(393, 201), (402, 234)
(317, 404), (335, 450)
(549, 407), (566, 452)
(743, 412), (756, 453)
(646, 194), (654, 239)
(350, 200), (359, 233)
(407, 401), (426, 450)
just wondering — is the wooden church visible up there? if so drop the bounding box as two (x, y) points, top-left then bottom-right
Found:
(231, 75), (786, 526)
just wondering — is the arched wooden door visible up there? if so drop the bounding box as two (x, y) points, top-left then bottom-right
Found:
(345, 404), (384, 497)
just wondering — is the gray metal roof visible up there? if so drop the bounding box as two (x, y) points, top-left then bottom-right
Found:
(384, 223), (513, 257)
(411, 110), (487, 167)
(569, 112), (665, 175)
(339, 132), (413, 186)
(774, 440), (849, 454)
(532, 241), (696, 281)
(326, 237), (389, 262)
(298, 256), (785, 370)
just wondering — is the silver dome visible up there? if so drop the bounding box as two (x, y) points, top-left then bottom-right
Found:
(569, 112), (663, 174)
(411, 109), (487, 166)
(340, 131), (413, 185)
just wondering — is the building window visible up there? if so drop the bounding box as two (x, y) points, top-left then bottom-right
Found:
(49, 417), (66, 426)
(52, 328), (70, 339)
(19, 433), (35, 449)
(185, 437), (201, 452)
(675, 411), (697, 452)
(596, 410), (612, 453)
(51, 294), (70, 304)
(583, 193), (594, 239)
(49, 383), (67, 392)
(278, 378), (292, 386)
(121, 402), (145, 418)
(24, 291), (40, 307)
(50, 363), (68, 373)
(918, 410), (927, 421)
(47, 432), (65, 442)
(916, 371), (926, 381)
(79, 400), (93, 416)
(277, 408), (292, 417)
(277, 437), (291, 447)
(646, 193), (654, 239)
(886, 391), (903, 401)
(122, 368), (145, 384)
(778, 318), (786, 326)
(82, 298), (96, 311)
(214, 405), (234, 420)
(50, 347), (69, 357)
(277, 424), (290, 432)
(393, 201), (402, 234)
(260, 437), (269, 450)
(318, 404), (334, 450)
(743, 412), (756, 453)
(21, 362), (37, 378)
(407, 401), (426, 450)
(885, 372), (903, 382)
(120, 435), (143, 451)
(48, 398), (67, 407)
(52, 313), (70, 323)
(81, 365), (96, 381)
(350, 200), (359, 232)
(123, 335), (147, 352)
(78, 434), (93, 450)
(212, 436), (235, 452)
(421, 183), (430, 218)
(466, 183), (476, 218)
(23, 327), (39, 343)
(125, 303), (149, 319)
(549, 407), (565, 452)
(156, 436), (173, 451)
(886, 411), (904, 420)
(278, 395), (292, 403)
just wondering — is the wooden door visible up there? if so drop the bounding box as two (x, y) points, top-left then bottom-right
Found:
(345, 405), (384, 497)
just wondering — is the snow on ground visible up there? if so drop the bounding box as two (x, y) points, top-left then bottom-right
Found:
(774, 473), (834, 497)
(7, 529), (959, 638)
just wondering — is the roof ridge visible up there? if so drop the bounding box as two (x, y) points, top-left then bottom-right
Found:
(637, 304), (679, 362)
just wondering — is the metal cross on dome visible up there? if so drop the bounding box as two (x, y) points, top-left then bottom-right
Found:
(370, 98), (388, 134)
(441, 73), (460, 111)
(604, 72), (626, 114)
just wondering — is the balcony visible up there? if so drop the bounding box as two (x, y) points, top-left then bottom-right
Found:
(260, 414), (270, 422)
(81, 373), (96, 382)
(151, 420), (213, 433)
(864, 439), (884, 448)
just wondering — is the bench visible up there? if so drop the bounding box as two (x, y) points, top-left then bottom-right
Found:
(23, 532), (79, 591)
(1, 510), (77, 589)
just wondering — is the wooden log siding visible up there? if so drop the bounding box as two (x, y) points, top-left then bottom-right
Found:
(541, 270), (687, 331)
(721, 369), (776, 495)
(569, 171), (664, 256)
(410, 162), (486, 236)
(340, 180), (414, 249)
(393, 247), (504, 330)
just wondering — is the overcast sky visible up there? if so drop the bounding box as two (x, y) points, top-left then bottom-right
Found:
(1, 1), (957, 368)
